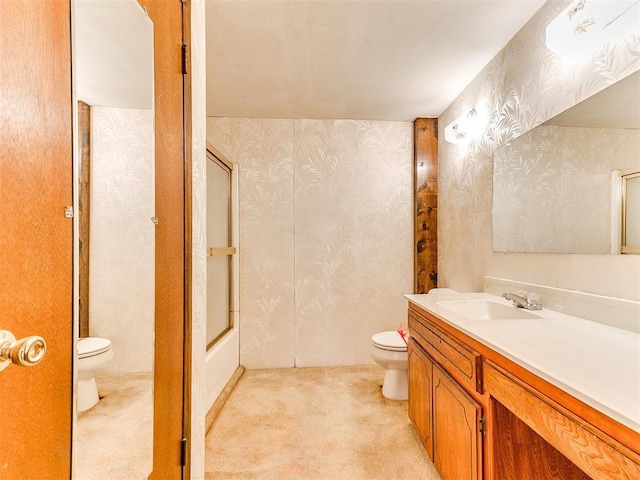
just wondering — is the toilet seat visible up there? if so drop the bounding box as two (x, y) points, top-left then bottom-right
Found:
(78, 337), (112, 359)
(372, 331), (407, 352)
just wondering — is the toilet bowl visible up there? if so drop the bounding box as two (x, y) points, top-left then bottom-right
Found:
(371, 331), (408, 400)
(77, 337), (113, 412)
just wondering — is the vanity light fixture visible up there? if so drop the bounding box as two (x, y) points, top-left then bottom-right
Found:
(546, 0), (640, 60)
(444, 105), (489, 145)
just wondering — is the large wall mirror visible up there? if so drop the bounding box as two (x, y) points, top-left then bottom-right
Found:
(72, 0), (155, 478)
(493, 70), (640, 254)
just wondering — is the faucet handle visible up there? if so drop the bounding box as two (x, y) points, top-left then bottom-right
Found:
(526, 292), (541, 307)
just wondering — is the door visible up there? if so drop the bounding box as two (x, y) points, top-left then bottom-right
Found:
(206, 151), (235, 349)
(433, 362), (483, 480)
(0, 1), (73, 478)
(408, 339), (434, 458)
(141, 0), (190, 477)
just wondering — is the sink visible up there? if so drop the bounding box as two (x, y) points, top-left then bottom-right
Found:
(436, 300), (542, 320)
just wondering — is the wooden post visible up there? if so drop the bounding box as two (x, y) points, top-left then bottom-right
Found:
(78, 101), (91, 339)
(414, 118), (438, 294)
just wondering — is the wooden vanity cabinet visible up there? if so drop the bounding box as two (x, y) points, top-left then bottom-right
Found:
(485, 361), (640, 480)
(407, 303), (640, 480)
(432, 360), (482, 480)
(408, 325), (483, 480)
(408, 340), (433, 456)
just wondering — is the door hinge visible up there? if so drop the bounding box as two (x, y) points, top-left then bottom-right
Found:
(479, 417), (486, 436)
(181, 44), (188, 75)
(180, 437), (187, 467)
(65, 206), (74, 218)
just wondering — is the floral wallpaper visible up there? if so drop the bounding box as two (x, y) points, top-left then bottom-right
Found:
(206, 118), (413, 368)
(493, 126), (640, 254)
(439, 0), (640, 301)
(89, 106), (154, 373)
(190, 0), (207, 476)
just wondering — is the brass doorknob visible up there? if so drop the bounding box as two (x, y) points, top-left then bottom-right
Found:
(0, 330), (47, 372)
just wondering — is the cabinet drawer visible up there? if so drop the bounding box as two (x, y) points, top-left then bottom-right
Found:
(409, 310), (482, 394)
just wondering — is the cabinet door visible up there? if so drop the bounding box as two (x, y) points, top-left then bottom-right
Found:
(408, 340), (434, 458)
(433, 362), (483, 480)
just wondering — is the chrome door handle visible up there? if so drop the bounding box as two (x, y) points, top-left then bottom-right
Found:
(0, 330), (47, 372)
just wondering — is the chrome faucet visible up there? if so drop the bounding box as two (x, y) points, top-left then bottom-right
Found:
(503, 291), (542, 310)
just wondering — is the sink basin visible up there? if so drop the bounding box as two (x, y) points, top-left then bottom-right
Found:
(436, 300), (542, 320)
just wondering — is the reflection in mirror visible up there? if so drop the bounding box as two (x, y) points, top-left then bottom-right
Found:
(622, 171), (640, 254)
(493, 70), (640, 254)
(72, 0), (155, 478)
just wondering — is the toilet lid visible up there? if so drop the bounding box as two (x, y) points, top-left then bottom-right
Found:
(78, 337), (112, 358)
(372, 331), (407, 352)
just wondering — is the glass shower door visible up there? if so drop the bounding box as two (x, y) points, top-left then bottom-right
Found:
(206, 151), (234, 349)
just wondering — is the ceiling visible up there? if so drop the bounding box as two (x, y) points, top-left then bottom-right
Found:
(205, 0), (547, 121)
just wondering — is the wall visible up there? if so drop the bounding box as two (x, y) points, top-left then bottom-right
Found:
(190, 0), (207, 476)
(493, 126), (640, 254)
(89, 106), (154, 372)
(439, 0), (640, 301)
(206, 118), (413, 368)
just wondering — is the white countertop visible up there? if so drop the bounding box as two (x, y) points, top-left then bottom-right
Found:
(405, 292), (640, 434)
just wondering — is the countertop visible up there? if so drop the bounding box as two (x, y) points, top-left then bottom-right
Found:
(405, 292), (640, 434)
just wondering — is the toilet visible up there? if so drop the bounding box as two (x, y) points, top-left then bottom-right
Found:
(371, 331), (408, 400)
(77, 337), (113, 412)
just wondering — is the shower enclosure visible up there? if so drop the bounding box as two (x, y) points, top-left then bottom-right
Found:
(205, 147), (240, 411)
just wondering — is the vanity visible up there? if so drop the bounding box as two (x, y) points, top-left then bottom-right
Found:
(406, 291), (640, 480)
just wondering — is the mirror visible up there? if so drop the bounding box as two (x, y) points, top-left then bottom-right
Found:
(72, 0), (155, 478)
(493, 70), (640, 254)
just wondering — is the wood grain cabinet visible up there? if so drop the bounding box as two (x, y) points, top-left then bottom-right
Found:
(408, 334), (482, 480)
(407, 303), (640, 480)
(408, 340), (433, 455)
(432, 361), (482, 480)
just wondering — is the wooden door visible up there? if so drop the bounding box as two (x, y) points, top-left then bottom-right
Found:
(433, 363), (482, 480)
(0, 1), (73, 478)
(408, 340), (434, 458)
(139, 0), (190, 477)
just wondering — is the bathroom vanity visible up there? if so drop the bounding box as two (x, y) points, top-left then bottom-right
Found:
(406, 292), (640, 480)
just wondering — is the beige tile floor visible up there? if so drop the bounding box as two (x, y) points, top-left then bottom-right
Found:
(75, 372), (153, 480)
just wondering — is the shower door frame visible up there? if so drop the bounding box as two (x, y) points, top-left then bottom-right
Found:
(206, 148), (235, 350)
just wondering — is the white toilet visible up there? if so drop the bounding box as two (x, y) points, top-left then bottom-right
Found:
(371, 331), (408, 400)
(77, 337), (113, 412)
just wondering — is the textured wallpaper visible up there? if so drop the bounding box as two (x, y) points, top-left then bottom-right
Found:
(439, 0), (640, 300)
(493, 126), (640, 254)
(190, 0), (207, 476)
(89, 107), (154, 373)
(206, 118), (413, 368)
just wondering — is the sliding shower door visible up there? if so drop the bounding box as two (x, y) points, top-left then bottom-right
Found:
(206, 150), (235, 349)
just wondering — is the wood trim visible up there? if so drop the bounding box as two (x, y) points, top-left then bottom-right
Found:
(485, 361), (640, 480)
(490, 399), (592, 480)
(182, 0), (193, 477)
(414, 118), (438, 293)
(138, 0), (187, 477)
(78, 101), (91, 339)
